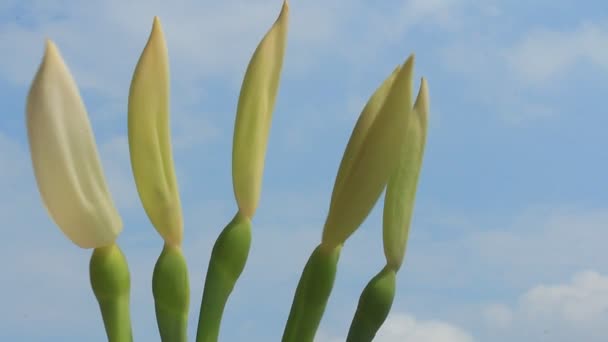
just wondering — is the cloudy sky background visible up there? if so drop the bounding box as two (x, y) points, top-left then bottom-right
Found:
(2, 0), (608, 341)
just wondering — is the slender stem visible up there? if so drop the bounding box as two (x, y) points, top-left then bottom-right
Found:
(89, 243), (133, 342)
(196, 212), (252, 342)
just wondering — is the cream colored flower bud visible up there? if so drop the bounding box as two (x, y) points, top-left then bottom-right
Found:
(26, 40), (122, 249)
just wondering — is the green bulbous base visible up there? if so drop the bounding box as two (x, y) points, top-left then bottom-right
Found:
(196, 212), (252, 342)
(346, 266), (396, 342)
(89, 243), (133, 342)
(153, 244), (190, 342)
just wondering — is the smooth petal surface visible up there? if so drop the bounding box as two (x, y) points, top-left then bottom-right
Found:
(322, 56), (415, 249)
(329, 65), (401, 217)
(128, 17), (183, 246)
(26, 40), (122, 249)
(232, 1), (289, 219)
(383, 78), (429, 271)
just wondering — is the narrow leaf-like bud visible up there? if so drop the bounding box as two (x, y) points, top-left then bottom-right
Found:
(128, 17), (183, 246)
(26, 40), (122, 249)
(322, 56), (415, 249)
(383, 78), (429, 271)
(232, 1), (289, 218)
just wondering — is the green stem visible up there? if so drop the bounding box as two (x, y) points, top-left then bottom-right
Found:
(152, 243), (190, 342)
(346, 266), (396, 342)
(195, 212), (252, 342)
(282, 243), (341, 342)
(89, 243), (133, 342)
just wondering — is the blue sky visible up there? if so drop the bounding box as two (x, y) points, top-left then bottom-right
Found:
(2, 0), (608, 341)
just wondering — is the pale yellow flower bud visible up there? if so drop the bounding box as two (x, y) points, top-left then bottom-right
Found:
(232, 0), (289, 219)
(383, 78), (429, 271)
(128, 17), (183, 246)
(322, 56), (415, 249)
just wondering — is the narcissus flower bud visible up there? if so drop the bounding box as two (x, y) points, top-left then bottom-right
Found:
(26, 40), (122, 249)
(322, 56), (415, 249)
(232, 0), (289, 219)
(128, 17), (183, 246)
(383, 78), (429, 271)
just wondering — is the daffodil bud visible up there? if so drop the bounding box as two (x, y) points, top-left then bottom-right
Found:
(232, 0), (289, 219)
(128, 17), (183, 246)
(322, 56), (415, 249)
(329, 65), (402, 212)
(383, 78), (429, 271)
(26, 40), (122, 249)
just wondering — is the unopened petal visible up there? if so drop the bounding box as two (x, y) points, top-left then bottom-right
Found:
(232, 1), (289, 219)
(26, 40), (122, 249)
(128, 17), (183, 246)
(329, 65), (401, 215)
(383, 78), (429, 271)
(322, 56), (415, 249)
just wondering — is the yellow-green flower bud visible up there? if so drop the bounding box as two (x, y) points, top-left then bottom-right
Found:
(383, 78), (429, 271)
(329, 65), (402, 212)
(322, 56), (415, 249)
(232, 0), (289, 219)
(128, 17), (183, 246)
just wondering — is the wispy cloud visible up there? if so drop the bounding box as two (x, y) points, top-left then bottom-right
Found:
(507, 23), (608, 85)
(477, 270), (608, 341)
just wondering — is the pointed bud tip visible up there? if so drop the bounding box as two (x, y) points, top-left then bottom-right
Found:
(44, 39), (55, 52)
(151, 16), (165, 39)
(420, 77), (428, 96)
(414, 77), (430, 118)
(402, 54), (415, 71)
(278, 0), (289, 19)
(43, 39), (60, 62)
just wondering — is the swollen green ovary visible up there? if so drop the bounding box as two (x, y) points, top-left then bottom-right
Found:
(346, 267), (396, 342)
(196, 212), (252, 342)
(89, 243), (133, 342)
(152, 244), (190, 342)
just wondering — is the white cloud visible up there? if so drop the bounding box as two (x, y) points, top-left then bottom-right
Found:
(375, 313), (475, 342)
(482, 303), (512, 329)
(438, 16), (608, 124)
(306, 266), (608, 342)
(441, 14), (608, 86)
(319, 313), (475, 342)
(473, 270), (608, 342)
(507, 23), (608, 85)
(521, 270), (608, 323)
